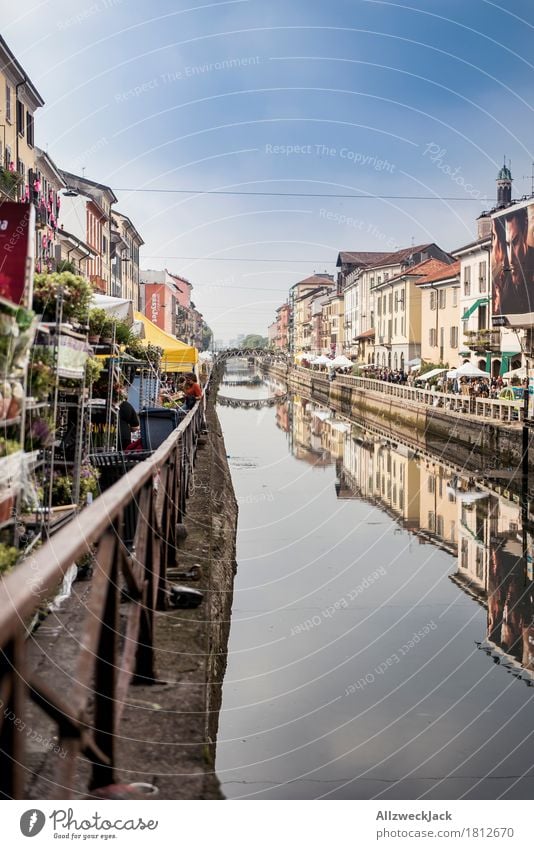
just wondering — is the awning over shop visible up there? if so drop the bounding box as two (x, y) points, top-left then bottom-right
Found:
(91, 294), (134, 323)
(132, 311), (198, 372)
(461, 298), (489, 321)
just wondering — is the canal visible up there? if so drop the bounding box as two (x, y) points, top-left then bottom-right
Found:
(215, 363), (534, 800)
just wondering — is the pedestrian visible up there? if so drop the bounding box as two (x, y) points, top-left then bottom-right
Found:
(118, 388), (140, 451)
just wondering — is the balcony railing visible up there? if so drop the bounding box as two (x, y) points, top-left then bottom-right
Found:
(464, 329), (500, 352)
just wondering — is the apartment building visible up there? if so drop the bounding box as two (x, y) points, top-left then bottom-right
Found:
(374, 257), (453, 370)
(110, 211), (144, 307)
(418, 260), (461, 367)
(0, 36), (44, 201)
(59, 171), (118, 294)
(288, 274), (334, 353)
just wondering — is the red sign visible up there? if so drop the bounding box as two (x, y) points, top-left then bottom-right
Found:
(0, 202), (35, 307)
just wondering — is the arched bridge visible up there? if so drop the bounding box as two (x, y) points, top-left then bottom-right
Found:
(215, 348), (289, 364)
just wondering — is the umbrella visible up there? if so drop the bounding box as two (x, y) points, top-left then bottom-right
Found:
(331, 355), (352, 367)
(414, 367), (447, 382)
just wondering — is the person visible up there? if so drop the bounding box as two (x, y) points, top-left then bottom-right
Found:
(118, 391), (140, 451)
(181, 374), (203, 411)
(492, 208), (534, 316)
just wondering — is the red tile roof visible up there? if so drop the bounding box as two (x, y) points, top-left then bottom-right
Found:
(367, 243), (435, 269)
(355, 328), (376, 340)
(386, 258), (452, 285)
(291, 274), (335, 289)
(416, 259), (460, 285)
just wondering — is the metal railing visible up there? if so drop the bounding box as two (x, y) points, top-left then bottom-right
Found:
(0, 392), (207, 799)
(289, 366), (523, 423)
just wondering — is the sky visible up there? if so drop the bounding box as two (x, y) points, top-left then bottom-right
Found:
(2, 0), (534, 343)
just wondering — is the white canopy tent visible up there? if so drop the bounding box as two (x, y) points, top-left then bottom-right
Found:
(503, 366), (527, 380)
(313, 355), (332, 366)
(331, 355), (353, 368)
(90, 294), (134, 324)
(415, 367), (447, 382)
(447, 362), (489, 379)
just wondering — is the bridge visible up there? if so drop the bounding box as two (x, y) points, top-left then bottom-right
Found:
(217, 393), (288, 409)
(215, 348), (289, 364)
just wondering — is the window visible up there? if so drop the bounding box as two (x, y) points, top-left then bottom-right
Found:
(452, 288), (458, 307)
(400, 288), (405, 309)
(450, 326), (458, 348)
(26, 112), (34, 147)
(439, 289), (446, 309)
(16, 99), (24, 136)
(436, 515), (444, 538)
(388, 293), (393, 312)
(479, 261), (487, 293)
(429, 328), (437, 346)
(461, 538), (468, 570)
(394, 291), (398, 312)
(5, 83), (12, 123)
(428, 511), (436, 532)
(428, 475), (435, 494)
(430, 290), (437, 310)
(464, 265), (471, 296)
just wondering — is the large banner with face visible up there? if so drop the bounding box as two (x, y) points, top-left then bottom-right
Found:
(492, 201), (534, 326)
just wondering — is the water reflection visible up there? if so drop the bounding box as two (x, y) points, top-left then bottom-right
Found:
(216, 369), (534, 799)
(283, 394), (534, 684)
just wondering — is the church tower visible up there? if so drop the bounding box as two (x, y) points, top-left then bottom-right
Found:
(496, 159), (512, 206)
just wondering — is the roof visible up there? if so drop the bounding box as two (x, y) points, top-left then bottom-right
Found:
(355, 329), (375, 340)
(377, 257), (452, 287)
(337, 251), (392, 267)
(416, 259), (461, 285)
(290, 274), (335, 290)
(35, 148), (67, 188)
(295, 285), (332, 302)
(113, 211), (144, 246)
(59, 170), (118, 204)
(0, 35), (44, 108)
(452, 236), (491, 255)
(367, 243), (435, 269)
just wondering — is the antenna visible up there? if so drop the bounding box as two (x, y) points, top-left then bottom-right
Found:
(521, 162), (534, 196)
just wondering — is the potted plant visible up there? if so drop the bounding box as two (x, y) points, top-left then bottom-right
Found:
(33, 272), (94, 324)
(114, 320), (132, 345)
(100, 317), (117, 345)
(87, 308), (107, 344)
(0, 543), (19, 575)
(84, 356), (103, 386)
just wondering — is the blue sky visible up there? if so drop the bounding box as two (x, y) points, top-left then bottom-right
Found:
(2, 0), (534, 341)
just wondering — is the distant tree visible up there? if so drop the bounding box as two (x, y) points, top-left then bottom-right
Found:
(242, 334), (268, 349)
(201, 323), (213, 351)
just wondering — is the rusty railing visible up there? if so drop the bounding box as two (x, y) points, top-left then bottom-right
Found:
(0, 393), (207, 799)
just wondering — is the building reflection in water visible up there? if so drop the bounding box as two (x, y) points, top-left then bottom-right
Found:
(280, 394), (534, 685)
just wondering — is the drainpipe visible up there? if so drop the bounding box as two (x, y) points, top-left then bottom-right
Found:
(15, 78), (27, 177)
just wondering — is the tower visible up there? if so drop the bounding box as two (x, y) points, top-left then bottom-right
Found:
(496, 159), (512, 206)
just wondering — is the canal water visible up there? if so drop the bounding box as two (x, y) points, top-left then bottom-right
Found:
(215, 363), (534, 800)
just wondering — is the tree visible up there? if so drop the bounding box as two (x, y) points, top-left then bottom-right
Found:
(201, 323), (213, 351)
(242, 334), (268, 349)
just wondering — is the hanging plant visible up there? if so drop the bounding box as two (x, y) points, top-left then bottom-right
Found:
(33, 272), (94, 323)
(85, 356), (103, 385)
(87, 308), (107, 339)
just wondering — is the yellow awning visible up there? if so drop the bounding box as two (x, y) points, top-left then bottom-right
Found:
(133, 311), (198, 372)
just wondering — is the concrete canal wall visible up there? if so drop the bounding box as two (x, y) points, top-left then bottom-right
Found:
(267, 364), (532, 468)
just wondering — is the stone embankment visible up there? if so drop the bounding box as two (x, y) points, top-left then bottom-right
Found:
(267, 364), (533, 469)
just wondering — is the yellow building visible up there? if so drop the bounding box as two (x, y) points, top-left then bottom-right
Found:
(418, 460), (458, 552)
(0, 35), (44, 200)
(418, 260), (461, 367)
(288, 274), (334, 354)
(321, 291), (345, 356)
(374, 257), (454, 371)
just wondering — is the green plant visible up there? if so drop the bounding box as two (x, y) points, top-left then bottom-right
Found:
(33, 272), (94, 323)
(85, 356), (103, 385)
(88, 308), (107, 336)
(0, 167), (21, 199)
(0, 543), (19, 575)
(100, 317), (117, 340)
(56, 260), (77, 274)
(79, 464), (100, 502)
(114, 320), (132, 345)
(51, 474), (75, 506)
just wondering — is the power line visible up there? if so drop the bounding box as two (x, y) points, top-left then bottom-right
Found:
(117, 187), (487, 201)
(142, 255), (335, 263)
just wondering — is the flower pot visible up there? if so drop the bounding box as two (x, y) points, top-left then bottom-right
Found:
(101, 336), (113, 345)
(88, 334), (101, 345)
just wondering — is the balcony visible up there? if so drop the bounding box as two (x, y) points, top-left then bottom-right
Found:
(464, 329), (500, 353)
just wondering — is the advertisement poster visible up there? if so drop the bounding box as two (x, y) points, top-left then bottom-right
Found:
(491, 200), (534, 326)
(0, 202), (35, 308)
